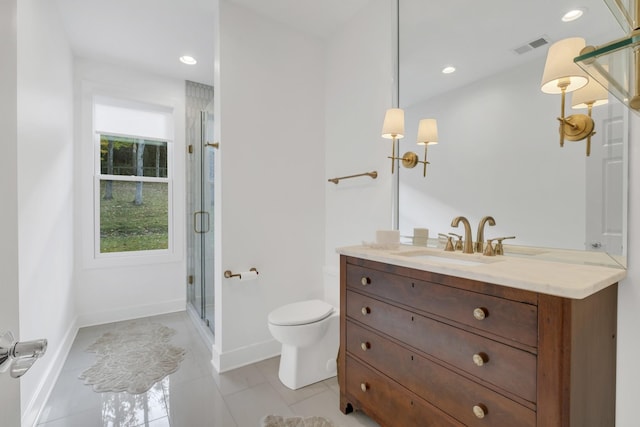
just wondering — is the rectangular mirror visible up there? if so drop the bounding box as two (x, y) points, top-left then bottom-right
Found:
(398, 0), (629, 268)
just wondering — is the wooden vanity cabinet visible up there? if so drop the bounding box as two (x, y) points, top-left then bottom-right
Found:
(338, 255), (618, 427)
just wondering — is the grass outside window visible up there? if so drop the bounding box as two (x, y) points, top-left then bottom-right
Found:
(99, 180), (169, 253)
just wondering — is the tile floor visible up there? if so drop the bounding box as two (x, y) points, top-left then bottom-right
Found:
(36, 311), (380, 427)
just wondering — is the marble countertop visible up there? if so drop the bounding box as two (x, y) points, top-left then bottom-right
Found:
(337, 244), (626, 299)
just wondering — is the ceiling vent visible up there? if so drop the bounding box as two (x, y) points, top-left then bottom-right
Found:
(513, 35), (550, 55)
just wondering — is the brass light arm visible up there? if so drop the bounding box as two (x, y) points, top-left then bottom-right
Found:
(391, 137), (397, 173)
(586, 103), (594, 156)
(416, 145), (430, 177)
(554, 76), (595, 154)
(558, 81), (569, 147)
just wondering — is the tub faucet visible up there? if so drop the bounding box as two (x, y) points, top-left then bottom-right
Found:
(475, 216), (496, 253)
(451, 216), (474, 254)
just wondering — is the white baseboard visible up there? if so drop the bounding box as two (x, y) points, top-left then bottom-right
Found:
(77, 298), (185, 327)
(212, 339), (281, 373)
(23, 316), (79, 427)
(184, 304), (278, 374)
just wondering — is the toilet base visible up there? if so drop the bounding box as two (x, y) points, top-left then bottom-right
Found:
(278, 344), (337, 390)
(276, 314), (339, 390)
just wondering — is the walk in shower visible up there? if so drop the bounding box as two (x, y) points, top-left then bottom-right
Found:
(186, 82), (215, 335)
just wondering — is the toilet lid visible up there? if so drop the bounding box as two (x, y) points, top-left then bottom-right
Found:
(268, 300), (334, 326)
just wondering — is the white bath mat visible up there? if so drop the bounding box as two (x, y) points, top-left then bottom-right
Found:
(261, 415), (336, 427)
(79, 321), (186, 394)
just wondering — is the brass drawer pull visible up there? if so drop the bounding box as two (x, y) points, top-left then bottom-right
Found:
(360, 382), (369, 392)
(473, 307), (488, 320)
(361, 276), (371, 286)
(472, 352), (488, 367)
(361, 342), (371, 351)
(473, 404), (488, 419)
(361, 306), (371, 315)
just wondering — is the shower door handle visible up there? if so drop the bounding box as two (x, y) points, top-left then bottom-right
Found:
(0, 331), (48, 378)
(193, 211), (210, 234)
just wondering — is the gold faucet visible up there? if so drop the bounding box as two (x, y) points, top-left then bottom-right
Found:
(451, 216), (474, 254)
(475, 216), (496, 253)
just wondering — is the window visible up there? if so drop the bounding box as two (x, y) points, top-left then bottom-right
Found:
(93, 97), (174, 255)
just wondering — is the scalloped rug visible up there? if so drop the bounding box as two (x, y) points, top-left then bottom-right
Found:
(261, 415), (335, 427)
(78, 321), (186, 394)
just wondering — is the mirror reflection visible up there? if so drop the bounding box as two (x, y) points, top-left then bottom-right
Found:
(398, 0), (628, 266)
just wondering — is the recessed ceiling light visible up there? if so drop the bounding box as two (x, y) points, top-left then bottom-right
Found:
(179, 55), (197, 65)
(562, 9), (584, 22)
(442, 66), (456, 74)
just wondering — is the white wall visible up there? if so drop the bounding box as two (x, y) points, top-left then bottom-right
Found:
(400, 57), (587, 249)
(324, 0), (394, 307)
(0, 0), (21, 425)
(616, 111), (640, 427)
(214, 0), (326, 370)
(73, 59), (187, 326)
(16, 0), (76, 424)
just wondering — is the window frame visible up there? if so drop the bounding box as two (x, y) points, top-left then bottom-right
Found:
(82, 92), (181, 267)
(93, 131), (174, 258)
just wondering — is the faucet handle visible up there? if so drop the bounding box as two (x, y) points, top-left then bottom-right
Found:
(483, 239), (496, 256)
(439, 234), (455, 252)
(448, 233), (463, 251)
(494, 236), (516, 255)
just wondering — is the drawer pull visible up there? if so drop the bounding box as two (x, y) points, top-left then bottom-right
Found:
(472, 353), (488, 367)
(361, 342), (371, 351)
(473, 307), (488, 320)
(360, 382), (369, 392)
(361, 306), (371, 316)
(361, 276), (371, 286)
(473, 404), (488, 419)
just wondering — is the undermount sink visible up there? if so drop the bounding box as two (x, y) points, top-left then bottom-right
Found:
(392, 250), (492, 267)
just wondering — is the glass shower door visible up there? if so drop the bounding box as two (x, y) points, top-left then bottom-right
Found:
(187, 100), (215, 334)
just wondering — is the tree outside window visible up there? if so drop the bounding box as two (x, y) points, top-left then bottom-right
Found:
(98, 135), (169, 253)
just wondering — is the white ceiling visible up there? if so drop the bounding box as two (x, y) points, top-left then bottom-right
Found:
(53, 0), (370, 87)
(54, 0), (218, 86)
(53, 0), (624, 102)
(400, 0), (624, 107)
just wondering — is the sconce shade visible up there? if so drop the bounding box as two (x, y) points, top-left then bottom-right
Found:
(381, 108), (405, 139)
(572, 77), (609, 109)
(417, 119), (438, 145)
(541, 37), (589, 94)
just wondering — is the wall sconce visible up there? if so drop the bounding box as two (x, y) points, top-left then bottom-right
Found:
(416, 118), (438, 177)
(571, 75), (608, 156)
(541, 37), (595, 149)
(381, 109), (437, 177)
(381, 108), (405, 174)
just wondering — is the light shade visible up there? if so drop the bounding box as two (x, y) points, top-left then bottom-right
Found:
(416, 119), (438, 145)
(572, 76), (609, 109)
(541, 37), (589, 94)
(381, 108), (405, 139)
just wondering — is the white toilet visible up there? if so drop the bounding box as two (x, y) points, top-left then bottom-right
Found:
(267, 299), (339, 390)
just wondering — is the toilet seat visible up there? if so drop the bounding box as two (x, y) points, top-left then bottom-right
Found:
(268, 299), (334, 326)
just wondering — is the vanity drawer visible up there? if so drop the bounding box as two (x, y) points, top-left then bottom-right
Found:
(346, 321), (536, 427)
(347, 263), (538, 348)
(345, 356), (462, 427)
(347, 290), (537, 402)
